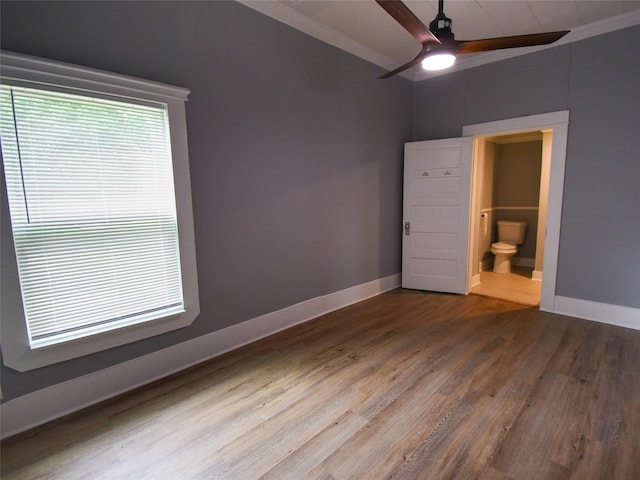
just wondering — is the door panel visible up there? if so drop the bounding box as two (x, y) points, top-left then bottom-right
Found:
(411, 177), (461, 197)
(402, 138), (472, 294)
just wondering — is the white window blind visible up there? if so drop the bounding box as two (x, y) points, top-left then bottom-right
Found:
(0, 84), (185, 348)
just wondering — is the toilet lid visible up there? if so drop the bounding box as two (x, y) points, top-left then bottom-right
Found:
(491, 241), (517, 252)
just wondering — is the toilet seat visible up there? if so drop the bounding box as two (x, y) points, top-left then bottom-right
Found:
(490, 241), (517, 254)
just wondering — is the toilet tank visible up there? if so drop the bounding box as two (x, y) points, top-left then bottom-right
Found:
(497, 220), (527, 244)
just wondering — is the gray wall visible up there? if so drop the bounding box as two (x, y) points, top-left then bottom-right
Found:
(0, 1), (413, 400)
(414, 25), (640, 309)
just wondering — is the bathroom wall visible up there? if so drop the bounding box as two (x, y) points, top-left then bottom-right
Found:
(493, 140), (542, 264)
(477, 140), (497, 272)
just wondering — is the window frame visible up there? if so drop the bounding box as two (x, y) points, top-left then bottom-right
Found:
(1, 51), (200, 372)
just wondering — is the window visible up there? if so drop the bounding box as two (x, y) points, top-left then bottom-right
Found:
(1, 52), (199, 371)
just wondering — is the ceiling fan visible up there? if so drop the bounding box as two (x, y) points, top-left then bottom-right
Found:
(376, 0), (570, 78)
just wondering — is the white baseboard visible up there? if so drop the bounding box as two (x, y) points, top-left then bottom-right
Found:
(470, 273), (481, 288)
(532, 270), (543, 281)
(553, 296), (640, 331)
(0, 274), (400, 439)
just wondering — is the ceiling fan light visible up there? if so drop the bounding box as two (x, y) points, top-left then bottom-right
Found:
(422, 52), (456, 71)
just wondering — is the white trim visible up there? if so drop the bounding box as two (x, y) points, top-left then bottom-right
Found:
(496, 206), (539, 211)
(532, 270), (543, 282)
(0, 274), (400, 439)
(554, 296), (640, 331)
(463, 111), (569, 313)
(480, 206), (539, 213)
(463, 111), (570, 137)
(0, 51), (189, 102)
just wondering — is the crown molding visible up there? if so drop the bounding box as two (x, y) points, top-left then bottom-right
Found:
(237, 1), (640, 83)
(413, 8), (640, 81)
(237, 0), (412, 80)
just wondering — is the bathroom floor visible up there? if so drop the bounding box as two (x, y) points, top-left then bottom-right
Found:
(471, 266), (541, 307)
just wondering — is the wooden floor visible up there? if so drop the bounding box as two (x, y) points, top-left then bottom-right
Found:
(471, 266), (542, 307)
(2, 289), (639, 479)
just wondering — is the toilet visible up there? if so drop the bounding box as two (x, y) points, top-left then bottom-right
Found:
(490, 220), (527, 274)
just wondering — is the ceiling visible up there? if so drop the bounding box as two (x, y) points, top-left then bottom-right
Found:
(239, 0), (640, 81)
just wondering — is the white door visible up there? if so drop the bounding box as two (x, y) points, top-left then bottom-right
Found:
(402, 138), (473, 294)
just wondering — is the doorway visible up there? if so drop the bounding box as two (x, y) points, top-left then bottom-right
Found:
(462, 111), (569, 312)
(468, 131), (546, 306)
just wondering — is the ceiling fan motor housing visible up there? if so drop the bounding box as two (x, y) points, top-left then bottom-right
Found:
(429, 13), (455, 40)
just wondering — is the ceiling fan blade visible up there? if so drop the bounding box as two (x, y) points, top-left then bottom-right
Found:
(375, 0), (440, 45)
(457, 31), (569, 54)
(378, 53), (424, 79)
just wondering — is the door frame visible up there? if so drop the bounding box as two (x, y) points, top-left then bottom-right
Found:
(462, 111), (569, 312)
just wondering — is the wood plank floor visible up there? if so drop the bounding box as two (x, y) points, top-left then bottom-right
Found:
(2, 289), (639, 479)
